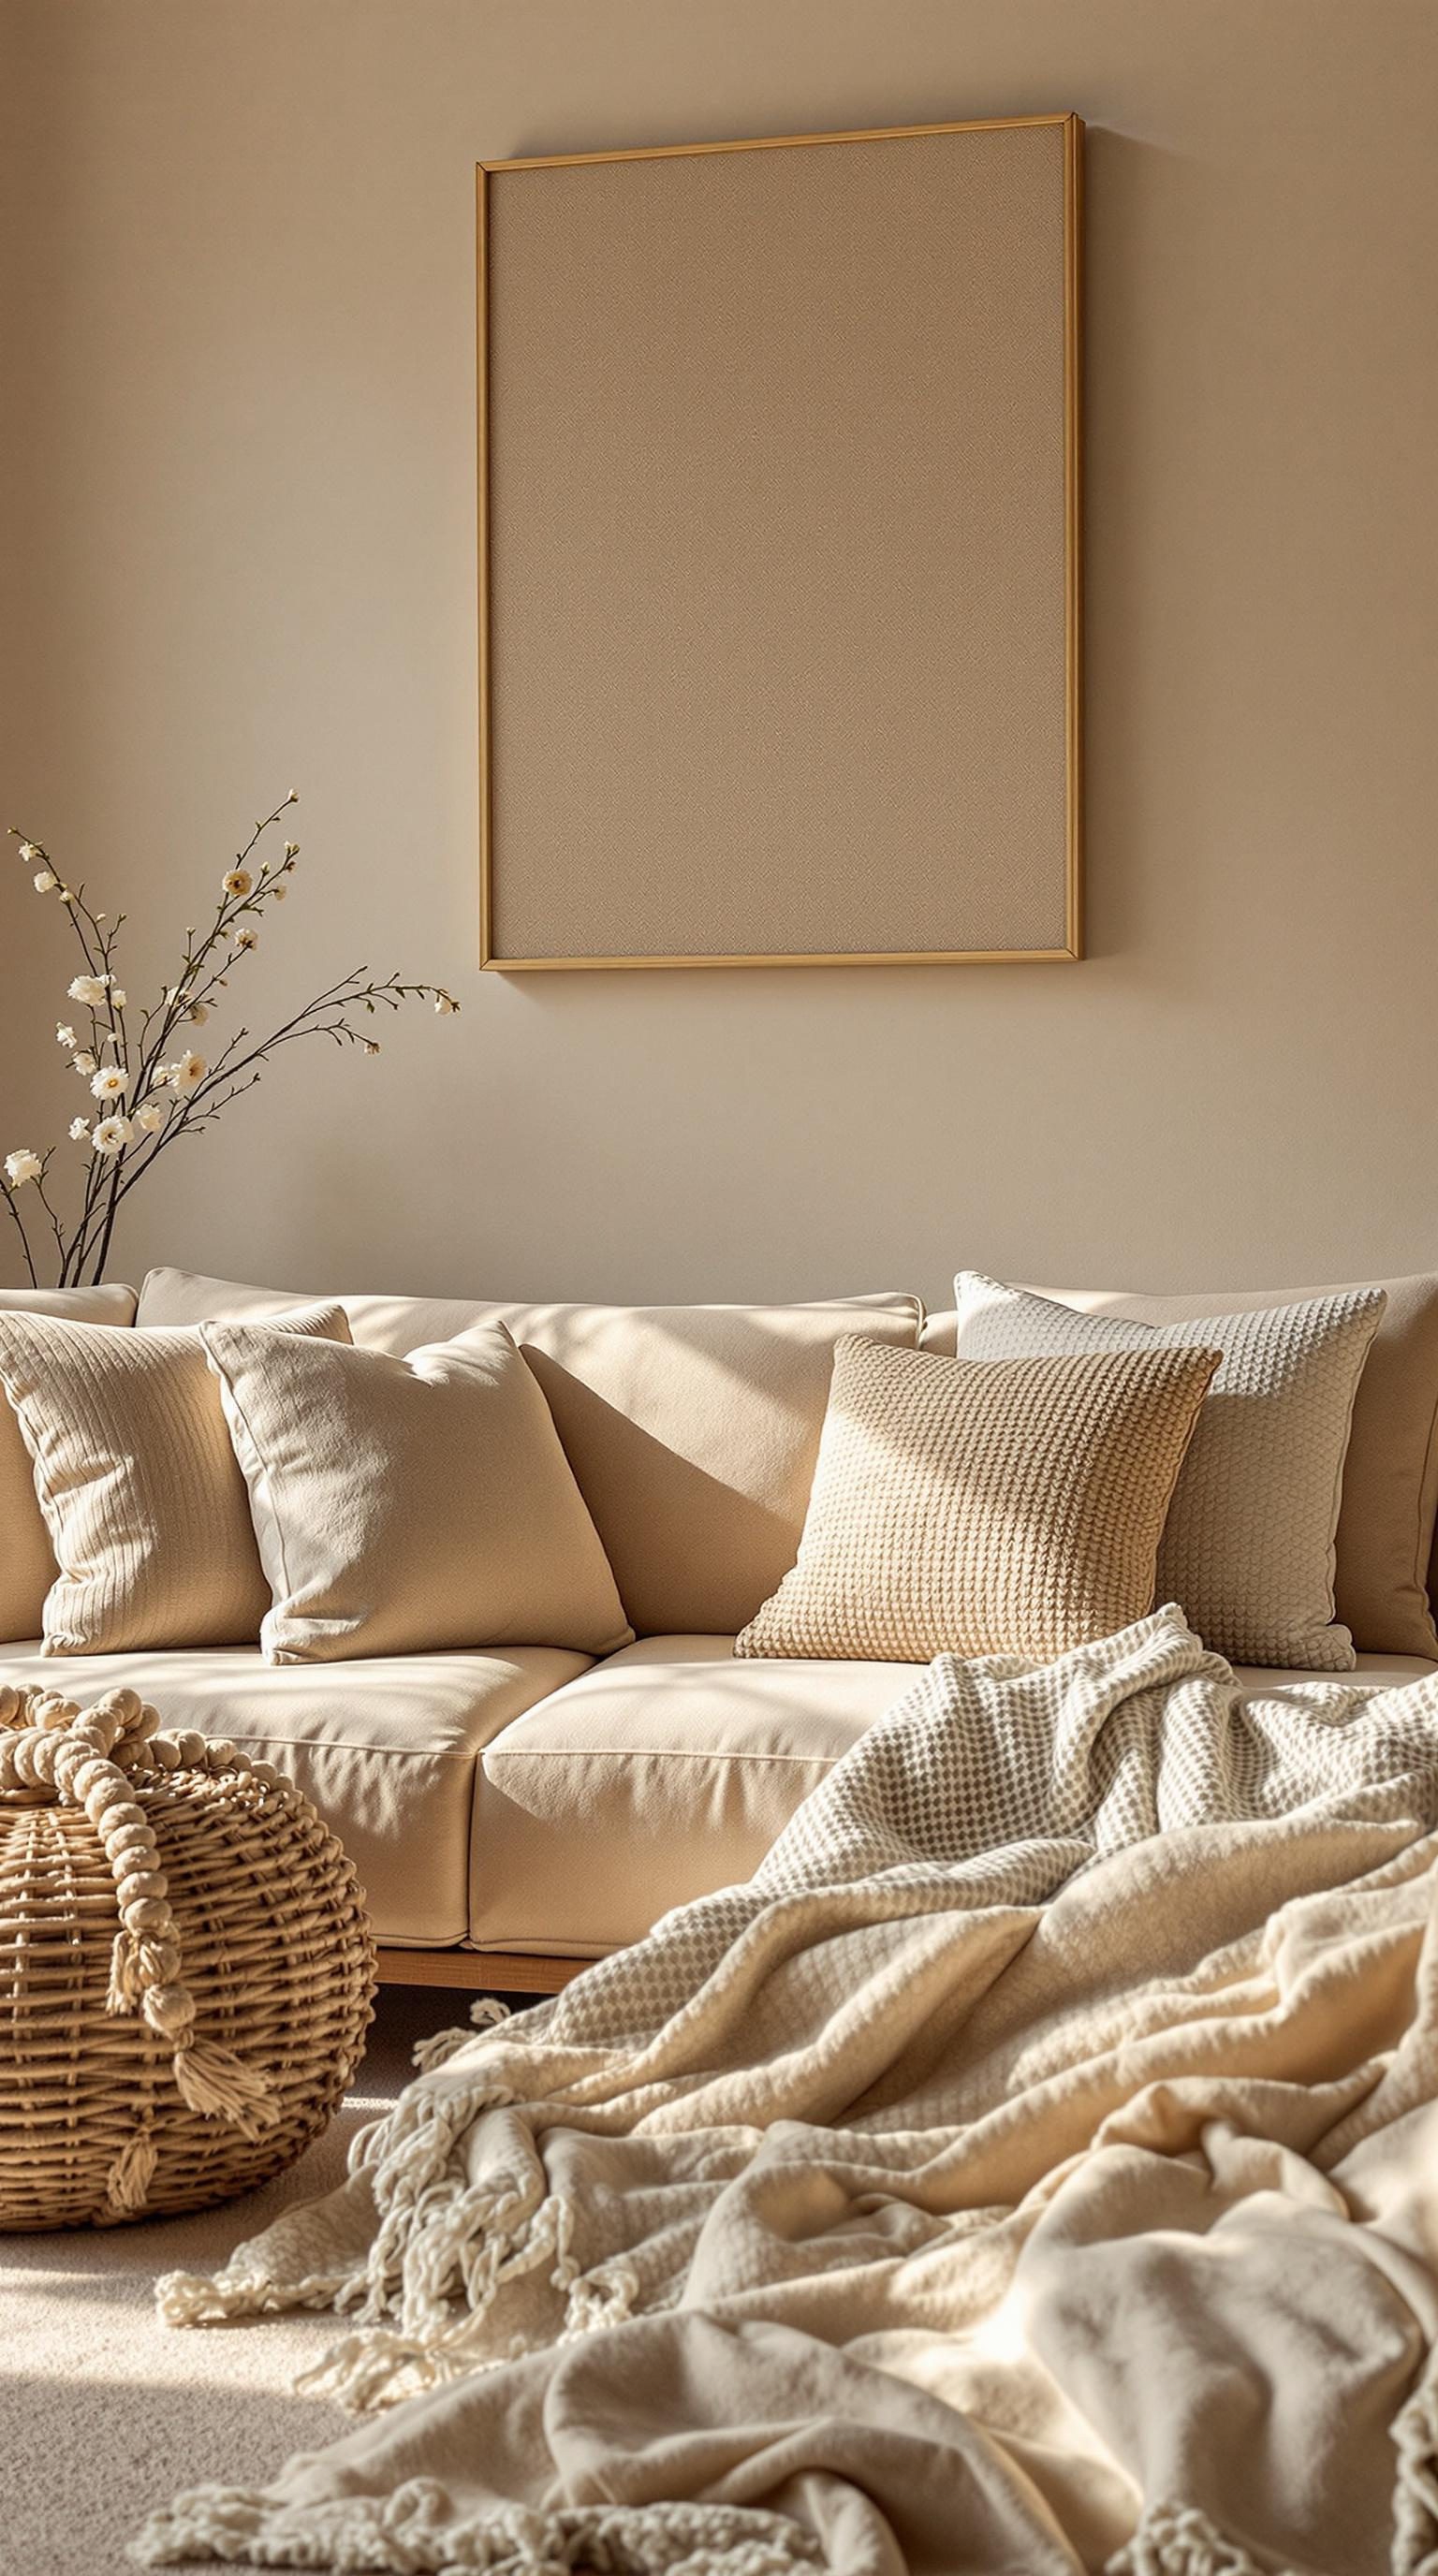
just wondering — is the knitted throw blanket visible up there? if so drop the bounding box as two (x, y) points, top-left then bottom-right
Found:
(138, 1608), (1438, 2575)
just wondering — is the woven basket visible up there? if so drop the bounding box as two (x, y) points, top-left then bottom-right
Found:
(0, 1680), (375, 2231)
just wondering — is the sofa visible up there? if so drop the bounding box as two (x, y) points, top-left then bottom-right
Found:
(3, 1265), (1436, 1995)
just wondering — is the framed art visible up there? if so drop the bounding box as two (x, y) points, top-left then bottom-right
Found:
(477, 113), (1083, 970)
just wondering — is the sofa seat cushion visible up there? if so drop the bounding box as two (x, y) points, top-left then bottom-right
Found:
(472, 1635), (919, 1954)
(470, 1635), (1438, 1958)
(0, 1638), (591, 1948)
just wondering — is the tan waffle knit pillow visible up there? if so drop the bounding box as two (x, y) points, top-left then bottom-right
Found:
(0, 1302), (350, 1653)
(953, 1273), (1387, 1670)
(736, 1335), (1220, 1663)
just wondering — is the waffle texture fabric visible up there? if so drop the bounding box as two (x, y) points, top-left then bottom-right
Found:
(955, 1272), (1386, 1670)
(735, 1334), (1219, 1663)
(200, 1319), (633, 1663)
(0, 1302), (349, 1654)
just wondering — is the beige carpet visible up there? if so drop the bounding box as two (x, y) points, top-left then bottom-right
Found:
(0, 1985), (484, 2576)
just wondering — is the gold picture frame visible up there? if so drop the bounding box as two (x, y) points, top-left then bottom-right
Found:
(478, 113), (1083, 971)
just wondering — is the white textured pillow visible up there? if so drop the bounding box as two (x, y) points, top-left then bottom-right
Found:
(0, 1284), (137, 1642)
(200, 1319), (634, 1662)
(0, 1301), (350, 1653)
(954, 1272), (1387, 1670)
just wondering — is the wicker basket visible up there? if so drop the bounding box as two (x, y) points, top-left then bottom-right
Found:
(0, 1680), (375, 2231)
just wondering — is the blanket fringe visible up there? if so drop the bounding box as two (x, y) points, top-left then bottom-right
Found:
(129, 2481), (824, 2572)
(1106, 2503), (1274, 2576)
(297, 2188), (579, 2409)
(1391, 2340), (1438, 2574)
(411, 1997), (512, 2076)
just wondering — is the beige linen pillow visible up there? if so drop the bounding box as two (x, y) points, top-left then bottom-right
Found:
(141, 1267), (924, 1633)
(0, 1301), (350, 1654)
(953, 1273), (1387, 1671)
(201, 1319), (633, 1662)
(736, 1334), (1220, 1663)
(0, 1284), (137, 1642)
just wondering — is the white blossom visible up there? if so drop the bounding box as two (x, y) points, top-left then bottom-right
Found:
(110, 987), (127, 1009)
(71, 1051), (96, 1076)
(169, 1052), (207, 1095)
(33, 869), (57, 893)
(91, 1117), (132, 1158)
(222, 870), (253, 898)
(4, 1149), (42, 1188)
(187, 1003), (209, 1025)
(16, 842), (39, 864)
(67, 974), (107, 1008)
(433, 992), (458, 1014)
(134, 1100), (167, 1134)
(68, 1117), (90, 1142)
(232, 925), (257, 951)
(90, 1065), (129, 1101)
(271, 885), (287, 901)
(55, 1023), (76, 1047)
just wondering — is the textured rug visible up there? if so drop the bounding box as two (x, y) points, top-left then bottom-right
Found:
(0, 1986), (481, 2576)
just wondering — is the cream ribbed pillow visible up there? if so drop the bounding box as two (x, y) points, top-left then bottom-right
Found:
(953, 1273), (1387, 1670)
(200, 1319), (633, 1662)
(0, 1284), (137, 1642)
(736, 1335), (1220, 1663)
(0, 1302), (350, 1653)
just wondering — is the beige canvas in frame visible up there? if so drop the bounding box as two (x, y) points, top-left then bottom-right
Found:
(478, 115), (1083, 971)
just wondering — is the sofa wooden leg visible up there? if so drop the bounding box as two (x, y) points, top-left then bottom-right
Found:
(374, 1946), (589, 1995)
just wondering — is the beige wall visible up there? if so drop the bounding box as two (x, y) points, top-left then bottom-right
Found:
(2, 0), (1436, 1311)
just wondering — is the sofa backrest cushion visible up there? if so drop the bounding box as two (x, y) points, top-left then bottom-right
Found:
(139, 1270), (923, 1634)
(924, 1271), (1438, 1661)
(0, 1283), (136, 1642)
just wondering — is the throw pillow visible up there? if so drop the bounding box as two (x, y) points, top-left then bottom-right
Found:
(200, 1319), (634, 1662)
(735, 1334), (1220, 1663)
(0, 1301), (350, 1653)
(0, 1284), (136, 1642)
(952, 1273), (1387, 1670)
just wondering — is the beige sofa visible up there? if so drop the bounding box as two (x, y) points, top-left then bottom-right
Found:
(3, 1266), (1434, 1995)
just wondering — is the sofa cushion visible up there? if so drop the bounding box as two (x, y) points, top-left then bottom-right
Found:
(139, 1270), (924, 1634)
(0, 1302), (350, 1654)
(951, 1275), (1387, 1672)
(0, 1637), (590, 1947)
(202, 1320), (631, 1662)
(0, 1283), (136, 1642)
(925, 1274), (1438, 1661)
(472, 1635), (923, 1953)
(736, 1333), (1221, 1664)
(472, 1634), (1438, 1958)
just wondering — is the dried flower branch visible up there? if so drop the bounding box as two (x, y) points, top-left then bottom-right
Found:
(4, 797), (458, 1286)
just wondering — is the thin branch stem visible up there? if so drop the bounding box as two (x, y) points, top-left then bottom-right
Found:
(1, 1184), (39, 1288)
(6, 793), (455, 1289)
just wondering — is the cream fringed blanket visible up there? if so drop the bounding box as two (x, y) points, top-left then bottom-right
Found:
(137, 1609), (1438, 2576)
